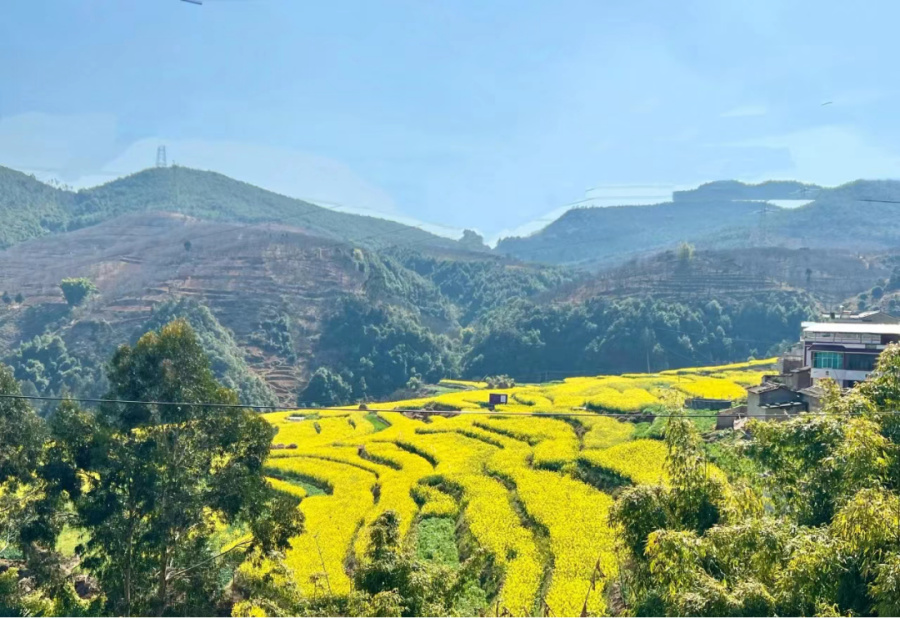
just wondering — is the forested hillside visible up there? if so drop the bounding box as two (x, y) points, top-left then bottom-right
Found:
(497, 179), (900, 267)
(0, 208), (821, 408)
(0, 212), (579, 407)
(0, 165), (468, 251)
(461, 292), (812, 381)
(0, 166), (75, 249)
(4, 165), (896, 409)
(494, 199), (763, 267)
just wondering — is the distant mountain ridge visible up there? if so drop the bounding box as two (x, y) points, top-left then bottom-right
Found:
(7, 164), (900, 271)
(495, 199), (763, 266)
(672, 179), (822, 202)
(0, 165), (469, 251)
(497, 179), (900, 267)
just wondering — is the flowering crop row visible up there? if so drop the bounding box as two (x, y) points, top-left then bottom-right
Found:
(474, 417), (580, 469)
(578, 439), (670, 486)
(410, 483), (458, 517)
(352, 442), (435, 558)
(263, 411), (376, 448)
(265, 456), (375, 595)
(405, 424), (545, 614)
(265, 476), (308, 500)
(674, 376), (748, 400)
(258, 360), (750, 614)
(383, 361), (766, 416)
(581, 416), (636, 450)
(659, 357), (777, 374)
(480, 429), (615, 616)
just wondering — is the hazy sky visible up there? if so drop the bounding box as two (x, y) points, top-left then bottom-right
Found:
(3, 0), (900, 241)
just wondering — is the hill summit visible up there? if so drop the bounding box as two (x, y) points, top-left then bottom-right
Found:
(0, 165), (468, 251)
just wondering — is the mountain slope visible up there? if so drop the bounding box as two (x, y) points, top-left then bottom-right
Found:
(497, 179), (900, 267)
(0, 165), (468, 251)
(0, 212), (567, 404)
(672, 179), (821, 202)
(495, 199), (764, 266)
(556, 246), (889, 305)
(0, 166), (75, 248)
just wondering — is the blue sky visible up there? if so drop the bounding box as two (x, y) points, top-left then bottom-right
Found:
(3, 0), (900, 242)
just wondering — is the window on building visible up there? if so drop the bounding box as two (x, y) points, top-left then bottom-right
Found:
(846, 353), (877, 372)
(813, 351), (843, 369)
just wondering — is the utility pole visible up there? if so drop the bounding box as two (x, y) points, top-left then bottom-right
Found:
(156, 146), (168, 168)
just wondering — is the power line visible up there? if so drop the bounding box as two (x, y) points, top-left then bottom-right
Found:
(0, 393), (285, 411)
(2, 392), (897, 419)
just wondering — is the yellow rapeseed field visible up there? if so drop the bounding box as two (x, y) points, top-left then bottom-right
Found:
(578, 439), (670, 486)
(254, 361), (758, 615)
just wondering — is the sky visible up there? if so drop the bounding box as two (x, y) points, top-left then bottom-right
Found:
(3, 0), (900, 243)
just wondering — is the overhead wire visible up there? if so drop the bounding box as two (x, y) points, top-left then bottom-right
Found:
(1, 392), (896, 419)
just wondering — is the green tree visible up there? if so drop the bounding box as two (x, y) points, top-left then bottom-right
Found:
(300, 367), (354, 406)
(13, 293), (23, 304)
(352, 511), (488, 617)
(309, 297), (456, 402)
(45, 320), (303, 616)
(8, 334), (93, 400)
(59, 277), (97, 307)
(458, 229), (488, 252)
(609, 351), (900, 616)
(144, 298), (278, 406)
(677, 241), (695, 263)
(0, 366), (80, 615)
(0, 364), (45, 546)
(1, 291), (10, 305)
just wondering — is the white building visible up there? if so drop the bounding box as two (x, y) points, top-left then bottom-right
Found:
(801, 321), (900, 387)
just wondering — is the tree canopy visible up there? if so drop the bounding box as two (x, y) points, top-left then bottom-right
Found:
(41, 320), (303, 615)
(59, 278), (97, 307)
(610, 346), (900, 617)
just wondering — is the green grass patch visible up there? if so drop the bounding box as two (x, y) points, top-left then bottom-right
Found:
(56, 525), (88, 557)
(365, 412), (390, 432)
(415, 516), (460, 566)
(263, 468), (329, 495)
(633, 409), (717, 439)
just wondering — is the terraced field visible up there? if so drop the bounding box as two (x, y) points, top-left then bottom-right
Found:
(260, 360), (769, 615)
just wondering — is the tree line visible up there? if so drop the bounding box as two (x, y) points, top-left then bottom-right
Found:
(302, 292), (813, 406)
(609, 350), (900, 616)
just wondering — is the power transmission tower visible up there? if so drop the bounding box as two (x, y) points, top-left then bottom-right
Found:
(156, 146), (168, 168)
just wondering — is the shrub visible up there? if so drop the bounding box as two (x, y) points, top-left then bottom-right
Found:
(59, 277), (97, 306)
(300, 367), (353, 407)
(484, 375), (515, 389)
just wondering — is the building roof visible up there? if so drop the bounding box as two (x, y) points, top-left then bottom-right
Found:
(760, 401), (806, 409)
(819, 310), (900, 323)
(857, 310), (889, 318)
(801, 321), (900, 335)
(747, 382), (791, 394)
(798, 385), (826, 399)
